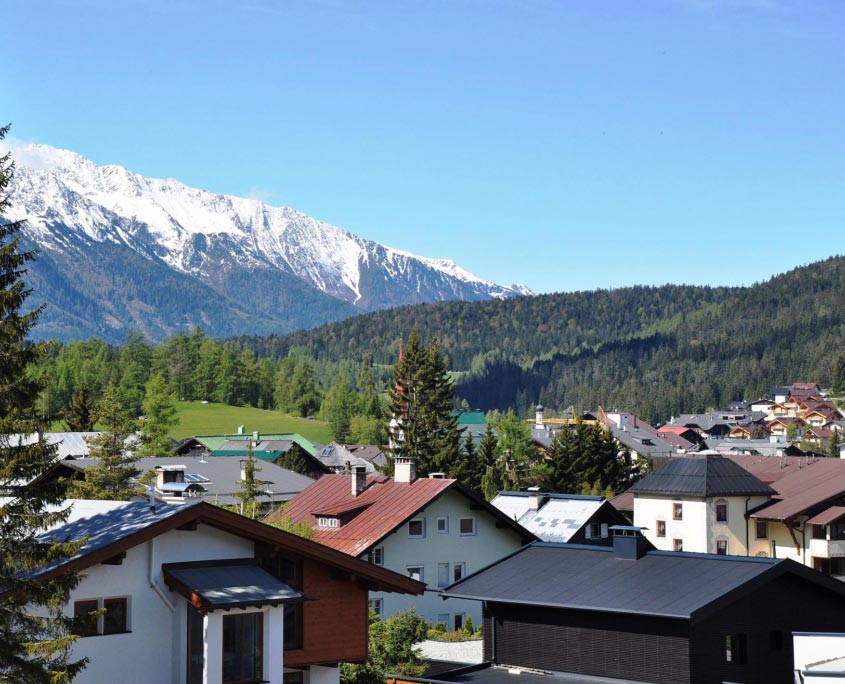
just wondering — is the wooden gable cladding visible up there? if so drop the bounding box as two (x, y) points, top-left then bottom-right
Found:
(284, 556), (370, 667)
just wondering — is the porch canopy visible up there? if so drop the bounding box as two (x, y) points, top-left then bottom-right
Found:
(806, 506), (845, 527)
(163, 559), (303, 612)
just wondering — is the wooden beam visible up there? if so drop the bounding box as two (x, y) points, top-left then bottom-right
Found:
(101, 551), (127, 566)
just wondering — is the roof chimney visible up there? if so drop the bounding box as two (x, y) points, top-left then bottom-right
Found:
(611, 525), (650, 560)
(527, 488), (546, 511)
(394, 457), (417, 484)
(352, 465), (367, 496)
(535, 404), (545, 429)
(252, 430), (260, 444)
(237, 425), (245, 435)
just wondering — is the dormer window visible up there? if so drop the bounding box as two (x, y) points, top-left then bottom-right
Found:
(317, 516), (340, 528)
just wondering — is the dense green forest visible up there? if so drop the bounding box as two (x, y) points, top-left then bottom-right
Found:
(34, 256), (845, 429)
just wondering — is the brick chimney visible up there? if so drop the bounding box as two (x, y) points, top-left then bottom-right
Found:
(394, 457), (417, 484)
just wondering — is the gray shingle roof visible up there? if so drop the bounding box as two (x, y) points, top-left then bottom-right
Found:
(442, 542), (789, 619)
(628, 455), (775, 497)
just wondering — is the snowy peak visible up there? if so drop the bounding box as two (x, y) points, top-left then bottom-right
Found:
(2, 142), (531, 342)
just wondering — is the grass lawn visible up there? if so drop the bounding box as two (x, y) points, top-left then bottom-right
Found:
(171, 401), (334, 444)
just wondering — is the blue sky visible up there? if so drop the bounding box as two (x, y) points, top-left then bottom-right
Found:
(4, 0), (843, 294)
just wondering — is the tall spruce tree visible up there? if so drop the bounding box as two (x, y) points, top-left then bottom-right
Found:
(71, 380), (140, 500)
(62, 386), (95, 432)
(0, 124), (87, 682)
(387, 332), (462, 476)
(137, 372), (178, 457)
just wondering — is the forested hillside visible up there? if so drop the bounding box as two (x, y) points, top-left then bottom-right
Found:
(233, 257), (845, 422)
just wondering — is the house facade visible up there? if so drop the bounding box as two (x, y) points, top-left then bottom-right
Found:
(270, 458), (534, 629)
(28, 499), (421, 684)
(629, 456), (775, 555)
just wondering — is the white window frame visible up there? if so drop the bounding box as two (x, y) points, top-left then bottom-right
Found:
(453, 562), (466, 583)
(407, 565), (424, 582)
(436, 613), (449, 629)
(369, 598), (384, 617)
(408, 518), (425, 538)
(459, 517), (476, 536)
(436, 517), (449, 533)
(370, 547), (384, 566)
(318, 516), (339, 528)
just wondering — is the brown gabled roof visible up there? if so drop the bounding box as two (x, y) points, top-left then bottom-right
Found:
(270, 474), (536, 557)
(31, 501), (423, 596)
(806, 506), (845, 526)
(715, 455), (845, 522)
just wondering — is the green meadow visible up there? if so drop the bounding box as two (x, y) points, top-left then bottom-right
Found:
(171, 401), (334, 444)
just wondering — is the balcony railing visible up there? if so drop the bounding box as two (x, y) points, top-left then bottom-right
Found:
(809, 538), (845, 558)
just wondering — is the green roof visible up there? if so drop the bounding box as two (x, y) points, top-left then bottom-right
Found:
(194, 432), (319, 456)
(451, 410), (487, 426)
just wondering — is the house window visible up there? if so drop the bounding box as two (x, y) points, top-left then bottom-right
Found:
(369, 598), (384, 617)
(716, 539), (728, 555)
(585, 523), (609, 539)
(73, 599), (99, 637)
(459, 518), (476, 536)
(726, 633), (748, 664)
(370, 547), (384, 566)
(437, 517), (449, 533)
(103, 597), (128, 634)
(73, 597), (129, 637)
(756, 521), (768, 539)
(407, 565), (424, 582)
(656, 520), (666, 537)
(222, 612), (263, 683)
(454, 613), (465, 631)
(436, 613), (449, 629)
(408, 519), (425, 538)
(673, 502), (683, 520)
(453, 562), (466, 583)
(438, 563), (450, 588)
(813, 524), (826, 540)
(317, 516), (339, 528)
(715, 500), (728, 523)
(673, 538), (683, 552)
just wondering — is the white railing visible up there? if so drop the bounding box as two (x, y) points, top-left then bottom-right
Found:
(809, 538), (845, 558)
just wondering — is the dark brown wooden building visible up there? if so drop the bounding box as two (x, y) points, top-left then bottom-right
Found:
(395, 526), (845, 684)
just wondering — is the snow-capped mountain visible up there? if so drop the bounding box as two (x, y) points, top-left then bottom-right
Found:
(2, 143), (531, 342)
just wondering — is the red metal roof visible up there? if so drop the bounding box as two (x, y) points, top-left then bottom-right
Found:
(268, 474), (461, 556)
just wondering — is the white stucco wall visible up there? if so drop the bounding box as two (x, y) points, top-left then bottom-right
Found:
(795, 633), (845, 683)
(367, 488), (525, 628)
(634, 494), (769, 555)
(66, 522), (257, 684)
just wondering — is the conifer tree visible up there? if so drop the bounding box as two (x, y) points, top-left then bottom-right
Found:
(235, 444), (268, 518)
(137, 372), (178, 456)
(71, 380), (140, 500)
(62, 386), (95, 432)
(0, 123), (87, 682)
(387, 332), (462, 476)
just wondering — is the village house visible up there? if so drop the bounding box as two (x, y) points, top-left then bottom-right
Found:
(628, 455), (776, 555)
(269, 458), (535, 629)
(389, 527), (845, 684)
(24, 499), (422, 684)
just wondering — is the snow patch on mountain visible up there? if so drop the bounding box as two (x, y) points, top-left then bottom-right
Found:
(3, 141), (532, 309)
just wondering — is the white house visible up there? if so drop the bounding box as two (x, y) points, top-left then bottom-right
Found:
(272, 458), (535, 630)
(628, 455), (775, 555)
(23, 499), (421, 684)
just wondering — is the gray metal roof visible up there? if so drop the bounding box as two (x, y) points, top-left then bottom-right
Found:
(628, 455), (775, 497)
(67, 455), (315, 505)
(609, 426), (675, 458)
(317, 443), (378, 473)
(35, 500), (194, 577)
(397, 664), (653, 684)
(442, 542), (786, 619)
(162, 561), (302, 610)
